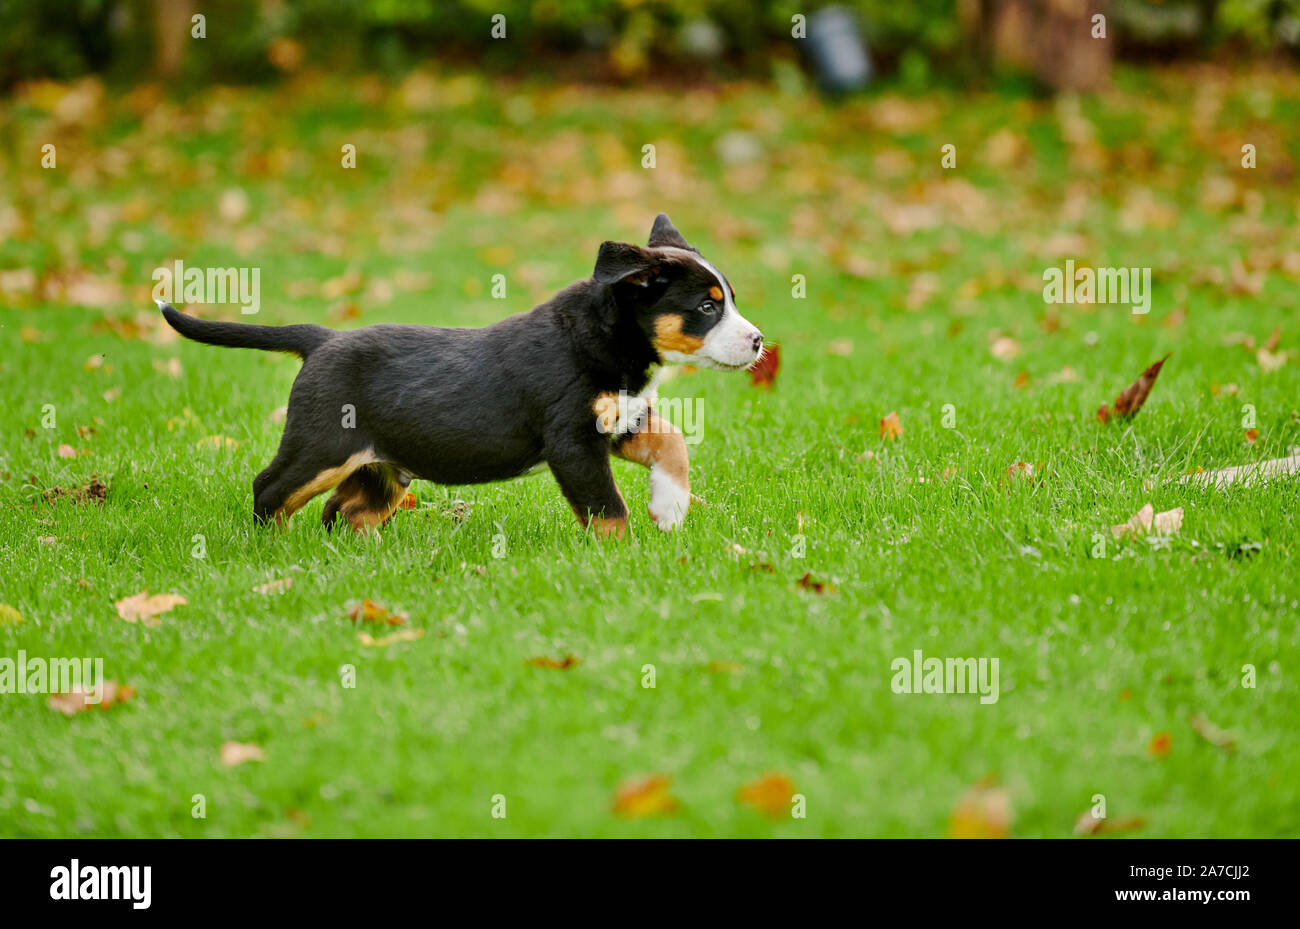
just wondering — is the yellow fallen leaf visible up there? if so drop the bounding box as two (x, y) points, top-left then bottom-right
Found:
(358, 628), (426, 647)
(114, 590), (187, 626)
(196, 435), (239, 450)
(252, 578), (293, 595)
(948, 779), (1012, 838)
(220, 741), (265, 767)
(0, 604), (23, 625)
(613, 774), (680, 818)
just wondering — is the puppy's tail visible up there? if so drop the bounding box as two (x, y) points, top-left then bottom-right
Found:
(157, 301), (332, 358)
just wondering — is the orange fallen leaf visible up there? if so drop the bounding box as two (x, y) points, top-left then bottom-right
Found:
(879, 410), (903, 441)
(736, 773), (796, 819)
(748, 343), (780, 388)
(398, 491), (417, 509)
(1244, 428), (1259, 445)
(525, 654), (579, 670)
(48, 680), (136, 716)
(613, 774), (680, 818)
(347, 598), (407, 626)
(114, 590), (187, 626)
(1148, 731), (1172, 758)
(948, 779), (1013, 838)
(220, 741), (265, 767)
(1098, 353), (1171, 423)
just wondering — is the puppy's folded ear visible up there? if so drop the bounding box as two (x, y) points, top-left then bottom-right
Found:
(594, 241), (659, 285)
(648, 213), (695, 251)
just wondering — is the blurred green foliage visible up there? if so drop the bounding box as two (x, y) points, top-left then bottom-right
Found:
(2, 0), (1298, 89)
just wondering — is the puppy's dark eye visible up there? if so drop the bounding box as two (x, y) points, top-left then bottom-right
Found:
(698, 301), (717, 314)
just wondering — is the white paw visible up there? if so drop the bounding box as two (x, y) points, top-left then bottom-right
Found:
(647, 466), (689, 531)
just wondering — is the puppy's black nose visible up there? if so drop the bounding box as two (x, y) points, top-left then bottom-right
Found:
(751, 332), (764, 351)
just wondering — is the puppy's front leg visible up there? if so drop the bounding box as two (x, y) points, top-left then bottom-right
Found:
(548, 443), (629, 539)
(611, 410), (691, 532)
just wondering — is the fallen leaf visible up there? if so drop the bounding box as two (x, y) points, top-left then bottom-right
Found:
(358, 628), (426, 647)
(990, 336), (1020, 361)
(796, 572), (834, 594)
(1073, 810), (1147, 836)
(1244, 428), (1260, 445)
(736, 773), (796, 819)
(1180, 449), (1300, 489)
(0, 604), (23, 625)
(613, 774), (680, 818)
(1148, 731), (1172, 758)
(704, 660), (743, 674)
(1098, 353), (1171, 423)
(1189, 713), (1236, 752)
(57, 444), (77, 459)
(1264, 326), (1282, 353)
(525, 654), (579, 670)
(748, 343), (780, 388)
(220, 741), (265, 767)
(48, 680), (136, 716)
(879, 410), (904, 441)
(948, 780), (1013, 838)
(1257, 348), (1286, 372)
(252, 578), (293, 595)
(1153, 506), (1184, 534)
(196, 435), (239, 450)
(347, 598), (407, 626)
(1013, 370), (1031, 390)
(398, 491), (417, 509)
(115, 590), (187, 626)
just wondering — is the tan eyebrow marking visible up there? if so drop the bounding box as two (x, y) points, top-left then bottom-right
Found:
(708, 285), (724, 302)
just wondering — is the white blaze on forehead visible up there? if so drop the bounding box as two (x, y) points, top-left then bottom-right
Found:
(660, 247), (736, 314)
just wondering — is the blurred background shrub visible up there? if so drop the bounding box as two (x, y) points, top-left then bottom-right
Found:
(2, 0), (1298, 91)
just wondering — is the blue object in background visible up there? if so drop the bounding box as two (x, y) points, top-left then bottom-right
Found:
(806, 6), (873, 95)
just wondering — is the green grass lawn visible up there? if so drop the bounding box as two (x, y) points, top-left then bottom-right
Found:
(1, 64), (1298, 837)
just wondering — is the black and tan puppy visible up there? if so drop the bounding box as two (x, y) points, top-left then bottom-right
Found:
(160, 214), (763, 537)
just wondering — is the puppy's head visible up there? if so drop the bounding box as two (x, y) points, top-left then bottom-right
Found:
(593, 214), (764, 371)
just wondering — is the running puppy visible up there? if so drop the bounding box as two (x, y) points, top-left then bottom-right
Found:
(159, 214), (763, 537)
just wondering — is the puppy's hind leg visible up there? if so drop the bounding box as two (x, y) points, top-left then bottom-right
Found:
(321, 464), (410, 534)
(254, 450), (378, 526)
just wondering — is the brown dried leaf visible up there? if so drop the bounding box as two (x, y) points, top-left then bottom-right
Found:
(347, 598), (407, 626)
(525, 654), (579, 670)
(1106, 353), (1171, 420)
(748, 343), (780, 388)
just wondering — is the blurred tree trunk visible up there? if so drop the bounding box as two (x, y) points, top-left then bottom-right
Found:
(984, 0), (1111, 92)
(155, 0), (196, 79)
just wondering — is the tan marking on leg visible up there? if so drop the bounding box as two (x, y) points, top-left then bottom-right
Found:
(337, 465), (409, 535)
(653, 314), (704, 355)
(568, 486), (628, 539)
(593, 392), (620, 434)
(277, 450), (378, 521)
(615, 412), (691, 530)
